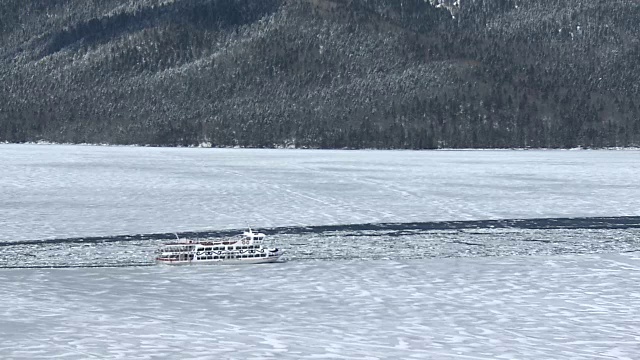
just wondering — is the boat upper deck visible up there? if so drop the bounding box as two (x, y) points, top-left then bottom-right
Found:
(159, 230), (267, 248)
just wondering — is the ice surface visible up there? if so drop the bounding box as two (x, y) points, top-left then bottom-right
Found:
(1, 253), (639, 359)
(2, 145), (640, 359)
(1, 144), (639, 242)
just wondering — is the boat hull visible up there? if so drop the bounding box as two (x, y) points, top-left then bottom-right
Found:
(156, 253), (284, 266)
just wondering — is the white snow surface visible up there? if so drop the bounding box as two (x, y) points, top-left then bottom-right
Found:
(1, 144), (639, 242)
(2, 145), (640, 359)
(1, 253), (640, 359)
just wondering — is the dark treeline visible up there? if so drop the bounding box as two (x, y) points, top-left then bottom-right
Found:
(0, 0), (639, 148)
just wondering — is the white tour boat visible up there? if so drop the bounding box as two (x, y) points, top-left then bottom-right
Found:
(155, 229), (284, 265)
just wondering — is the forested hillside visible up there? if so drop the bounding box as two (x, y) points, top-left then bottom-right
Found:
(1, 0), (639, 148)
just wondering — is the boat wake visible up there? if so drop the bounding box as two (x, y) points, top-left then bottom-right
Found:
(1, 216), (639, 269)
(2, 215), (640, 247)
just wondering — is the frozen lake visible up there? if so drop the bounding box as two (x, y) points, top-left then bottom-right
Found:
(1, 144), (639, 242)
(1, 144), (640, 358)
(1, 254), (640, 359)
